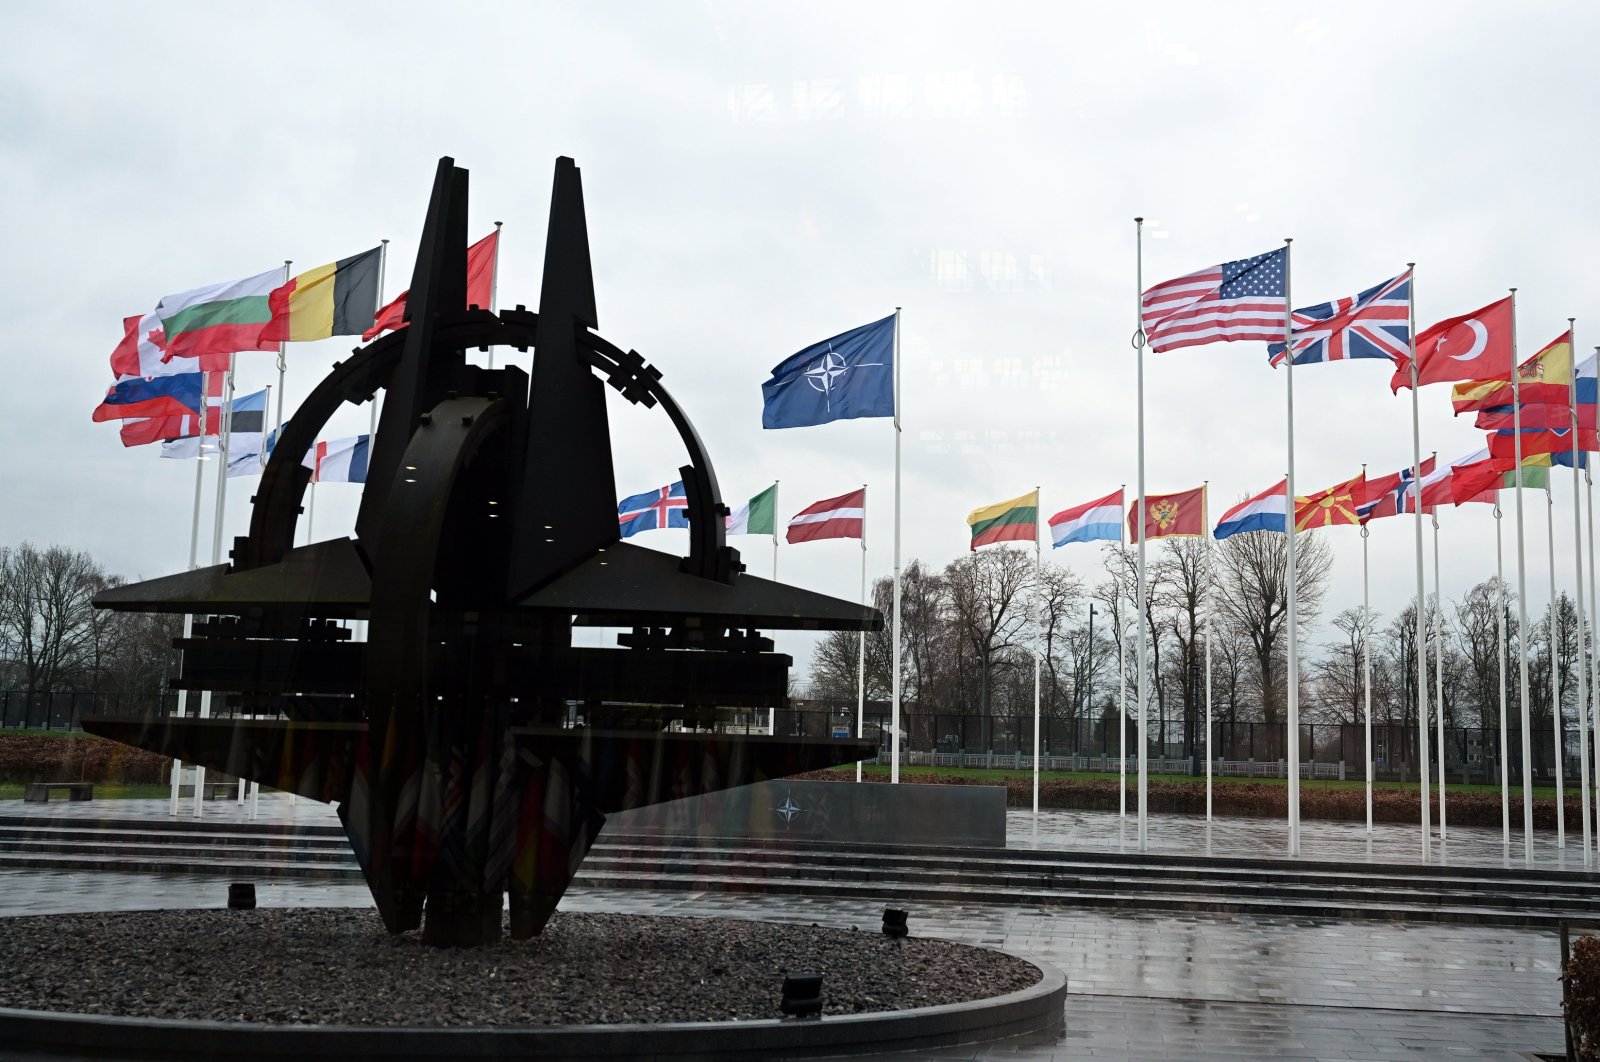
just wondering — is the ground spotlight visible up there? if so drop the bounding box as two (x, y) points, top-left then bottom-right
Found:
(882, 908), (908, 938)
(228, 882), (257, 910)
(780, 972), (823, 1019)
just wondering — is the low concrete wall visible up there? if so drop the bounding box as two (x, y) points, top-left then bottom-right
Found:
(604, 779), (1006, 848)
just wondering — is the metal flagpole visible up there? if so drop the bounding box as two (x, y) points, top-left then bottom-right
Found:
(1133, 217), (1149, 853)
(1283, 237), (1300, 857)
(1407, 262), (1432, 858)
(1586, 448), (1600, 858)
(195, 352), (240, 818)
(370, 240), (388, 440)
(1033, 487), (1042, 817)
(1204, 481), (1213, 823)
(1362, 465), (1374, 834)
(1512, 289), (1535, 864)
(170, 371), (212, 816)
(1432, 498), (1447, 841)
(1118, 620), (1127, 819)
(307, 481), (318, 545)
(274, 261), (290, 443)
(1571, 320), (1591, 863)
(486, 221), (503, 370)
(773, 480), (780, 580)
(1498, 502), (1510, 846)
(1549, 484), (1565, 848)
(890, 307), (903, 784)
(857, 484), (867, 785)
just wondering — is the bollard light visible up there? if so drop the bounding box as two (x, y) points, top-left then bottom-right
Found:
(227, 882), (257, 910)
(780, 973), (823, 1019)
(882, 908), (908, 939)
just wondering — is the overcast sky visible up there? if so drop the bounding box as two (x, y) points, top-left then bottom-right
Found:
(4, 1), (1597, 677)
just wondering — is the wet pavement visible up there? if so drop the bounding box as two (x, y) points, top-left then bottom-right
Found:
(0, 795), (1574, 1058)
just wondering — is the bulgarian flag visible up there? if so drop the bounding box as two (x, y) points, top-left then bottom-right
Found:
(156, 267), (284, 370)
(265, 247), (382, 343)
(967, 490), (1038, 551)
(726, 483), (777, 535)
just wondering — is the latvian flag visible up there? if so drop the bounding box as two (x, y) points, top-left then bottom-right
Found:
(1049, 489), (1124, 548)
(304, 435), (371, 483)
(787, 488), (865, 544)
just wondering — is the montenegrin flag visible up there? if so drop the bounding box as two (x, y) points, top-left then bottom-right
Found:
(1214, 481), (1287, 540)
(156, 267), (284, 369)
(1049, 489), (1124, 547)
(787, 488), (865, 544)
(967, 490), (1038, 551)
(726, 483), (778, 536)
(265, 247), (382, 343)
(1130, 486), (1205, 541)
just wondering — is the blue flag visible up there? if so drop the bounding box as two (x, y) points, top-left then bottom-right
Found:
(761, 314), (895, 429)
(618, 481), (689, 537)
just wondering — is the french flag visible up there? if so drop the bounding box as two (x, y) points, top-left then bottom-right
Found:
(1048, 489), (1124, 548)
(1214, 480), (1287, 540)
(303, 435), (370, 484)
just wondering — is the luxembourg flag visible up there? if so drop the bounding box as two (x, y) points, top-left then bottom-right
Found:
(1048, 488), (1124, 548)
(1214, 480), (1287, 540)
(303, 435), (370, 483)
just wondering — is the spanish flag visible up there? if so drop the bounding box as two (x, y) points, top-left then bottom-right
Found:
(265, 246), (383, 342)
(1451, 330), (1573, 414)
(967, 490), (1038, 551)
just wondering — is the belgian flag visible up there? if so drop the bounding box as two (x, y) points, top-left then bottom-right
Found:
(265, 246), (382, 342)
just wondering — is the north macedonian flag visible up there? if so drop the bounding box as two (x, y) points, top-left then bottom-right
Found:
(1294, 473), (1364, 531)
(1129, 486), (1205, 541)
(967, 490), (1038, 551)
(265, 246), (383, 342)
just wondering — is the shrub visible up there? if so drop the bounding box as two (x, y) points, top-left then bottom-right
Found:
(1565, 934), (1600, 1060)
(0, 733), (170, 785)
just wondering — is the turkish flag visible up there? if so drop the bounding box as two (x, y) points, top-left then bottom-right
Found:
(1129, 486), (1206, 541)
(1391, 295), (1514, 392)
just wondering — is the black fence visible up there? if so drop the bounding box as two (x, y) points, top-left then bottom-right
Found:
(0, 690), (180, 731)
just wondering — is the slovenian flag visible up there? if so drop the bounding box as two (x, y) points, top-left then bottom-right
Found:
(1048, 489), (1124, 548)
(1214, 480), (1287, 540)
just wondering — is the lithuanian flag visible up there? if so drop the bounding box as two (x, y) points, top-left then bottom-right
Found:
(967, 490), (1038, 551)
(265, 246), (382, 343)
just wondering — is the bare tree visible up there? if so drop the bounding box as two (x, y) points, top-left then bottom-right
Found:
(0, 543), (106, 696)
(944, 547), (1036, 716)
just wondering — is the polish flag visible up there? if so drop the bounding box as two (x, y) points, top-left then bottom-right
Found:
(786, 488), (865, 544)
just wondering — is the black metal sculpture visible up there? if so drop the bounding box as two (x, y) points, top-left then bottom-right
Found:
(87, 157), (880, 946)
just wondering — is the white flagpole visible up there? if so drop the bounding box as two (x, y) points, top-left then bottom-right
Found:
(486, 220), (503, 370)
(170, 371), (211, 817)
(1118, 619), (1127, 819)
(1432, 499), (1447, 840)
(274, 261), (290, 443)
(1407, 262), (1433, 858)
(1363, 472), (1374, 834)
(1549, 484), (1566, 848)
(890, 307), (903, 784)
(1512, 288), (1535, 864)
(1033, 487), (1042, 816)
(1571, 320), (1591, 863)
(1204, 481), (1213, 823)
(370, 239), (388, 440)
(1283, 237), (1301, 857)
(195, 352), (239, 818)
(1133, 218), (1149, 853)
(1587, 449), (1600, 858)
(1497, 502), (1510, 847)
(773, 480), (781, 580)
(857, 484), (867, 785)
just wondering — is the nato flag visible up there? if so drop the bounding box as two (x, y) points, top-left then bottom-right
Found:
(761, 313), (896, 429)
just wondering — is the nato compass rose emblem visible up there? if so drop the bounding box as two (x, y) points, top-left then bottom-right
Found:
(774, 791), (804, 828)
(804, 343), (884, 412)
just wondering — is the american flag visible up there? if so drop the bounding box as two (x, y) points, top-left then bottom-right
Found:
(1267, 271), (1412, 368)
(1141, 247), (1287, 353)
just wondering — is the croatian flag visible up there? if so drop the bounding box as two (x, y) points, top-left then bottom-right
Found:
(1214, 480), (1287, 540)
(303, 435), (370, 484)
(1049, 489), (1124, 548)
(618, 481), (689, 537)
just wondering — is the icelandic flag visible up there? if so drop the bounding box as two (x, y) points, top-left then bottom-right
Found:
(618, 481), (689, 537)
(1049, 489), (1124, 548)
(304, 435), (370, 483)
(1214, 480), (1287, 540)
(761, 314), (895, 429)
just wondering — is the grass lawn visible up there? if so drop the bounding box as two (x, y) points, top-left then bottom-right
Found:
(0, 783), (174, 800)
(851, 763), (1562, 799)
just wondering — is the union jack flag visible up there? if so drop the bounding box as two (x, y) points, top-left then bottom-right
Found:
(618, 481), (689, 537)
(1267, 270), (1411, 368)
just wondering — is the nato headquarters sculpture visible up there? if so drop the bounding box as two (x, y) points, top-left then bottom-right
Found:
(87, 157), (880, 946)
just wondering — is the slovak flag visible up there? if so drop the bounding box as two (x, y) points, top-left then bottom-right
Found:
(1049, 489), (1124, 548)
(1214, 480), (1287, 540)
(618, 481), (689, 537)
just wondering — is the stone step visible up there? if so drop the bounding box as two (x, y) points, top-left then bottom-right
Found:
(0, 838), (358, 865)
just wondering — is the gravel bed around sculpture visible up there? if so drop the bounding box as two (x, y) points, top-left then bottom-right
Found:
(0, 909), (1041, 1027)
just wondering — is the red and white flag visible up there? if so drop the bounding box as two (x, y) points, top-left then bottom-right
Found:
(363, 229), (500, 341)
(1390, 295), (1513, 392)
(786, 488), (865, 544)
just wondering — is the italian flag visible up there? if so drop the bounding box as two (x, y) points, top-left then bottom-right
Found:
(726, 483), (777, 535)
(156, 267), (284, 370)
(967, 490), (1039, 551)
